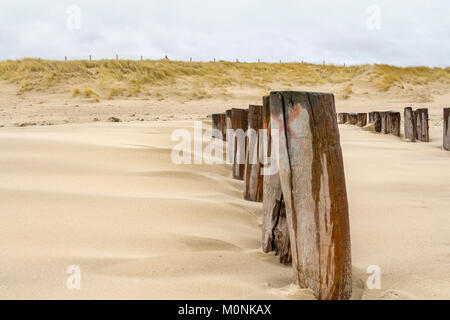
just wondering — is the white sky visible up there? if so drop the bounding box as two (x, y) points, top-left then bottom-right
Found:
(0, 0), (449, 66)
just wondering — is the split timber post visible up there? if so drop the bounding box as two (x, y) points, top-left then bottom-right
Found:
(261, 96), (291, 264)
(368, 112), (375, 123)
(415, 108), (430, 142)
(244, 105), (264, 202)
(270, 91), (352, 300)
(444, 108), (450, 151)
(356, 113), (367, 127)
(230, 108), (249, 180)
(404, 107), (417, 142)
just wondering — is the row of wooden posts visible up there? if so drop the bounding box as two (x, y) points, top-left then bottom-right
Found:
(212, 91), (352, 300)
(339, 108), (450, 150)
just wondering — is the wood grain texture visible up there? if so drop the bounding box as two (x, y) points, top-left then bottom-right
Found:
(415, 108), (430, 142)
(261, 96), (291, 264)
(244, 105), (264, 202)
(270, 91), (352, 300)
(230, 108), (249, 180)
(357, 113), (367, 127)
(404, 107), (417, 142)
(338, 113), (348, 124)
(444, 108), (450, 151)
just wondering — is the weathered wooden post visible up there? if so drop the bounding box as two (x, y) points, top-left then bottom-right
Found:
(244, 105), (264, 202)
(370, 112), (382, 132)
(212, 113), (226, 140)
(415, 108), (429, 142)
(357, 113), (367, 127)
(348, 113), (358, 125)
(389, 111), (401, 137)
(212, 114), (220, 131)
(368, 112), (374, 123)
(338, 113), (348, 124)
(218, 113), (227, 141)
(444, 108), (450, 151)
(270, 91), (352, 300)
(230, 108), (248, 180)
(380, 112), (390, 134)
(261, 96), (291, 264)
(404, 107), (417, 142)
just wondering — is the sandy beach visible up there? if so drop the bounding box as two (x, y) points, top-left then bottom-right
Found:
(1, 115), (449, 300)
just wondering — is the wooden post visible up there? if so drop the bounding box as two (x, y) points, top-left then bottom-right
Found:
(404, 107), (417, 142)
(244, 105), (264, 202)
(348, 113), (358, 125)
(89, 54), (92, 61)
(212, 114), (222, 139)
(219, 113), (227, 141)
(261, 96), (291, 264)
(190, 57), (192, 62)
(236, 58), (239, 63)
(270, 91), (352, 300)
(391, 112), (401, 137)
(371, 112), (382, 133)
(65, 56), (67, 62)
(415, 108), (429, 142)
(258, 58), (260, 63)
(380, 112), (389, 134)
(444, 108), (450, 151)
(230, 108), (249, 180)
(338, 113), (348, 124)
(116, 54), (119, 61)
(141, 55), (143, 62)
(356, 113), (367, 127)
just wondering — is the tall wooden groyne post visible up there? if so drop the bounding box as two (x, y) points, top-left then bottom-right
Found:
(244, 105), (264, 202)
(270, 91), (352, 300)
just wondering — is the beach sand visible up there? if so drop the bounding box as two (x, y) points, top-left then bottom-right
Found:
(0, 116), (449, 299)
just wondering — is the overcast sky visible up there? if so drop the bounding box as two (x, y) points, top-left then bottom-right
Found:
(0, 0), (449, 67)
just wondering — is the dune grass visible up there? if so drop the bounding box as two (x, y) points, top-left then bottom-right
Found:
(0, 58), (449, 99)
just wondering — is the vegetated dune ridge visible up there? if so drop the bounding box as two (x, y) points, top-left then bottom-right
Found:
(0, 59), (450, 128)
(0, 118), (449, 300)
(0, 59), (449, 299)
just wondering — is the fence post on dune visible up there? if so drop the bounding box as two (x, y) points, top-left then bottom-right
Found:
(270, 91), (352, 300)
(357, 113), (367, 127)
(415, 108), (430, 142)
(261, 96), (291, 264)
(244, 105), (264, 202)
(404, 107), (417, 142)
(444, 108), (450, 151)
(230, 108), (248, 180)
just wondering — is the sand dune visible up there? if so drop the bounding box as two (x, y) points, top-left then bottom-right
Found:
(0, 119), (449, 300)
